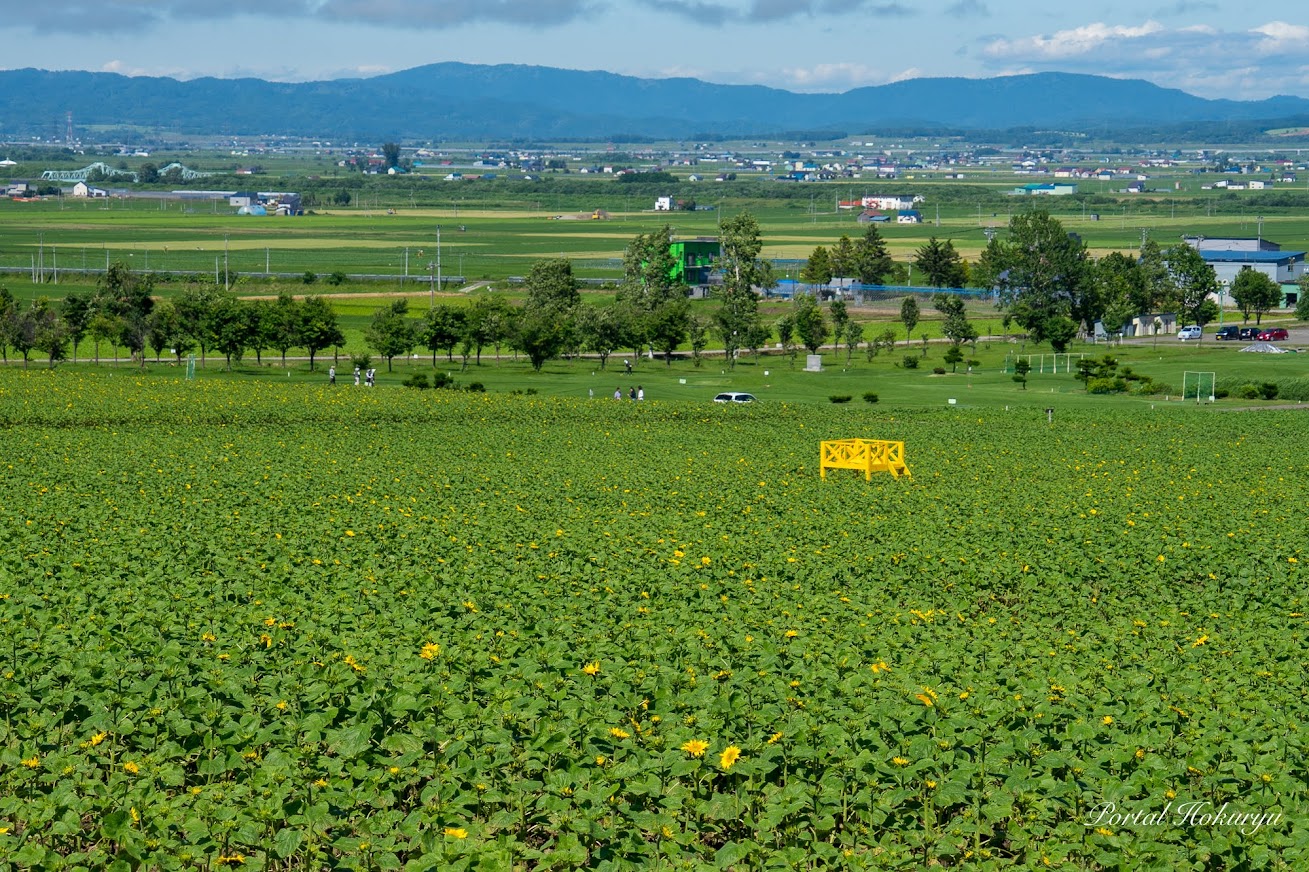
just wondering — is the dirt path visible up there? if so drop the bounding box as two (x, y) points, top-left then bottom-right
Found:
(242, 281), (492, 302)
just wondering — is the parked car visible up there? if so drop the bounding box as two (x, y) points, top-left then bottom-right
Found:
(1239, 326), (1261, 341)
(1257, 328), (1289, 341)
(1177, 325), (1203, 341)
(1214, 326), (1240, 341)
(713, 392), (757, 403)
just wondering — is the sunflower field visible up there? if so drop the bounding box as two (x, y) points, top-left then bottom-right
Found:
(0, 371), (1305, 870)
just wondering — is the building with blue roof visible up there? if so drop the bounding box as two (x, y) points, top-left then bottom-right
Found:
(1186, 235), (1306, 287)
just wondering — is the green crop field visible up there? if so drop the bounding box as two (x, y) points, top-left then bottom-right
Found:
(0, 372), (1305, 869)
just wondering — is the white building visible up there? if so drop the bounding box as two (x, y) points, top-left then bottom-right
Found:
(71, 181), (107, 198)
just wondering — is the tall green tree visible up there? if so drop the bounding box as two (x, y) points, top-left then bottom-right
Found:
(267, 292), (301, 367)
(853, 223), (895, 286)
(513, 260), (580, 371)
(791, 293), (828, 356)
(146, 300), (186, 363)
(842, 320), (864, 364)
(1135, 238), (1175, 314)
(420, 304), (467, 364)
(899, 296), (920, 345)
(97, 260), (155, 366)
(208, 292), (254, 370)
(829, 297), (850, 346)
(0, 287), (17, 363)
(934, 293), (978, 347)
(648, 298), (692, 365)
(298, 296), (344, 372)
(973, 210), (1094, 346)
(913, 237), (968, 288)
(365, 299), (417, 372)
(175, 285), (221, 367)
(828, 235), (857, 281)
(59, 291), (93, 363)
(800, 246), (833, 286)
(619, 227), (690, 362)
(245, 300), (273, 365)
(714, 212), (771, 368)
(576, 304), (625, 370)
(1095, 251), (1146, 337)
(9, 303), (38, 368)
(619, 226), (686, 310)
(525, 258), (581, 314)
(1229, 267), (1282, 325)
(515, 308), (568, 372)
(1163, 244), (1220, 327)
(30, 299), (68, 369)
(471, 293), (514, 363)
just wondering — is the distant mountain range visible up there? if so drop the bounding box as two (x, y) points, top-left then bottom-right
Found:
(3, 63), (1309, 143)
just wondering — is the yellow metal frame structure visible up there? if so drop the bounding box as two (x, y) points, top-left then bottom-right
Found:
(820, 439), (910, 480)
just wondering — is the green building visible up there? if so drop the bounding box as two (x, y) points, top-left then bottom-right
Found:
(669, 237), (720, 287)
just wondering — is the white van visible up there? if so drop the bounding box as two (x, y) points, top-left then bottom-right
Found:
(1177, 325), (1202, 341)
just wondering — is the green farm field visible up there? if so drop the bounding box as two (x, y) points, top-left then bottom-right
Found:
(0, 372), (1305, 868)
(5, 172), (1309, 288)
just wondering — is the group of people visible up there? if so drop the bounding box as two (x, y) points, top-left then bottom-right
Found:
(327, 365), (375, 387)
(614, 386), (644, 401)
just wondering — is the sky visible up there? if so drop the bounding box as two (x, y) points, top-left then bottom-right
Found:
(2, 1), (1308, 102)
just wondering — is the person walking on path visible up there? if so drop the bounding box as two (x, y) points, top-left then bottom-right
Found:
(354, 366), (361, 387)
(329, 365), (336, 385)
(637, 385), (644, 401)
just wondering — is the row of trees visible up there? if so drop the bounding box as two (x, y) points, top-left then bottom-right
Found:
(0, 266), (346, 370)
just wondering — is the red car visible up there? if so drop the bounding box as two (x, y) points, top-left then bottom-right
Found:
(1257, 328), (1289, 341)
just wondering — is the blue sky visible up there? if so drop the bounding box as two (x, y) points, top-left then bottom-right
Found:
(2, 1), (1307, 101)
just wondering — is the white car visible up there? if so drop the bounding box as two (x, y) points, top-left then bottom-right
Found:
(713, 392), (757, 403)
(1177, 325), (1202, 341)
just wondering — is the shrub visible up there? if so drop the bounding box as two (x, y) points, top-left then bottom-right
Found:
(829, 395), (853, 404)
(302, 270), (317, 285)
(1215, 388), (1230, 399)
(1237, 383), (1261, 399)
(326, 270), (348, 286)
(1261, 382), (1279, 400)
(432, 372), (455, 389)
(465, 382), (486, 393)
(1087, 377), (1127, 394)
(402, 373), (429, 390)
(902, 355), (919, 370)
(862, 392), (879, 404)
(932, 366), (947, 375)
(350, 353), (371, 371)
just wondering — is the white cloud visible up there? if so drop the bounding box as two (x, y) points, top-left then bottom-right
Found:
(779, 62), (888, 91)
(1250, 21), (1309, 50)
(983, 21), (1165, 62)
(977, 19), (1309, 99)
